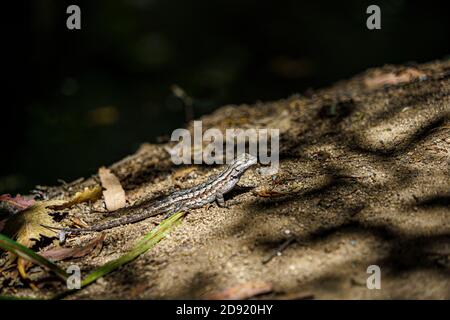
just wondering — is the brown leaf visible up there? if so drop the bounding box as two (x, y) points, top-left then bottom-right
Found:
(206, 281), (273, 300)
(3, 187), (102, 251)
(364, 68), (427, 89)
(40, 234), (105, 261)
(2, 200), (65, 278)
(1, 186), (104, 278)
(70, 217), (89, 228)
(98, 167), (126, 211)
(173, 167), (197, 180)
(2, 200), (64, 249)
(49, 185), (102, 210)
(0, 194), (35, 214)
(254, 189), (287, 198)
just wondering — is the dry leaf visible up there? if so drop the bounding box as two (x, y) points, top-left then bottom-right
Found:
(2, 200), (64, 249)
(3, 186), (102, 248)
(49, 185), (102, 210)
(0, 194), (35, 214)
(2, 200), (64, 277)
(1, 186), (103, 276)
(364, 68), (427, 89)
(173, 167), (197, 180)
(70, 217), (89, 228)
(206, 281), (273, 300)
(40, 234), (105, 261)
(98, 167), (126, 211)
(254, 189), (287, 198)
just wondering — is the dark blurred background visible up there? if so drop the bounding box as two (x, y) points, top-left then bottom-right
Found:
(4, 0), (450, 194)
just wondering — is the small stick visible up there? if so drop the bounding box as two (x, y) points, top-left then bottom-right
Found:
(262, 236), (296, 264)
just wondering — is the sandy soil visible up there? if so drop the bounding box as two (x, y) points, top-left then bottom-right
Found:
(2, 59), (449, 299)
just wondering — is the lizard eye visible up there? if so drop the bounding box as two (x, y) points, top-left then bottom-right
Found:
(231, 168), (241, 177)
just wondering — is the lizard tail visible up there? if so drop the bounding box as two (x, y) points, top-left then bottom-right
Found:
(41, 224), (97, 234)
(40, 210), (155, 242)
(41, 224), (100, 244)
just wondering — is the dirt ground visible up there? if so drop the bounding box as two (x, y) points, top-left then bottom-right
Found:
(2, 59), (450, 299)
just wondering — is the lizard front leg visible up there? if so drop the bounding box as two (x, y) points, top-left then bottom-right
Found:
(215, 193), (228, 208)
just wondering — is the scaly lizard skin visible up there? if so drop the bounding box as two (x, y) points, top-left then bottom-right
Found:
(45, 153), (257, 241)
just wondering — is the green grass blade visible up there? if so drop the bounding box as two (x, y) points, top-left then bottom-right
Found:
(81, 211), (185, 287)
(1, 212), (185, 300)
(0, 233), (68, 281)
(51, 211), (186, 300)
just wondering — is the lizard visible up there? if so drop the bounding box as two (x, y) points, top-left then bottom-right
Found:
(44, 153), (258, 242)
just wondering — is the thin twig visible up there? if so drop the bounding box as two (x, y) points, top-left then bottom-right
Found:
(262, 236), (296, 264)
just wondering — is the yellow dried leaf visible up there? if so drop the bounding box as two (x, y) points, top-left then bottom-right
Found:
(49, 185), (102, 210)
(364, 68), (427, 89)
(2, 186), (102, 250)
(1, 185), (103, 278)
(254, 189), (287, 198)
(2, 200), (63, 249)
(173, 167), (196, 180)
